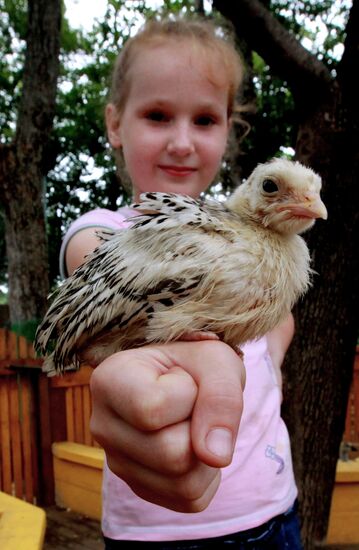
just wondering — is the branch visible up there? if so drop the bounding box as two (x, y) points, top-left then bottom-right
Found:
(212, 0), (333, 103)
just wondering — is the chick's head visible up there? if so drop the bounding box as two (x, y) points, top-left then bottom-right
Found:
(227, 158), (328, 235)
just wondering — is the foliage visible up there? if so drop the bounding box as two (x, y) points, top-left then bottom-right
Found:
(0, 0), (351, 289)
(272, 0), (351, 68)
(0, 0), (26, 144)
(224, 0), (352, 183)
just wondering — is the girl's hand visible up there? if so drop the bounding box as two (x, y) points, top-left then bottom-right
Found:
(90, 340), (245, 513)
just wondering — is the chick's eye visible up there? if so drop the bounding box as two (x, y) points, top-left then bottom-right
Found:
(262, 179), (279, 193)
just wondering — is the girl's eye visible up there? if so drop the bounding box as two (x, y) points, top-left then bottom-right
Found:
(145, 111), (169, 123)
(195, 115), (216, 126)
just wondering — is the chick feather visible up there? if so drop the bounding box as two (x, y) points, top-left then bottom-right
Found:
(35, 158), (327, 375)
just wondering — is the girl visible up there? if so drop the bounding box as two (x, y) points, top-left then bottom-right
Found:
(60, 16), (303, 550)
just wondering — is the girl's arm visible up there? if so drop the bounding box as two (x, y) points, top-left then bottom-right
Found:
(266, 313), (295, 388)
(65, 227), (104, 275)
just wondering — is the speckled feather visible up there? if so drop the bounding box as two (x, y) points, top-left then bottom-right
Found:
(35, 159), (326, 375)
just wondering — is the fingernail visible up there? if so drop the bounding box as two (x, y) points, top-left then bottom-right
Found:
(206, 428), (233, 459)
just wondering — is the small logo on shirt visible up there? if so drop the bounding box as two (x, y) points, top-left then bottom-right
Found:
(265, 445), (285, 474)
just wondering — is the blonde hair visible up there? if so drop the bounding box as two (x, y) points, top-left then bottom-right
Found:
(109, 16), (244, 119)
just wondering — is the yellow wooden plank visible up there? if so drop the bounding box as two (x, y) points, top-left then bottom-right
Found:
(52, 442), (104, 469)
(335, 458), (359, 483)
(53, 457), (103, 492)
(54, 479), (102, 520)
(327, 483), (359, 543)
(0, 491), (46, 550)
(327, 459), (359, 544)
(53, 450), (103, 520)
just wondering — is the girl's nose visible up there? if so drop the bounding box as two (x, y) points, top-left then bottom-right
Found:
(167, 122), (195, 157)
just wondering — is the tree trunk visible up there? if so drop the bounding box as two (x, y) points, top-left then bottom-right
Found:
(0, 0), (61, 332)
(1, 146), (50, 325)
(284, 81), (359, 548)
(212, 1), (359, 548)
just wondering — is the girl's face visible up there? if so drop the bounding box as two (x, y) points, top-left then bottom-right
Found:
(106, 43), (231, 201)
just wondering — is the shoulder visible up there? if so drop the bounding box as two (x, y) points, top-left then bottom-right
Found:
(60, 207), (135, 278)
(69, 207), (135, 232)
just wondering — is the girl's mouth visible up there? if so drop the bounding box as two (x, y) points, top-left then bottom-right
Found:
(158, 165), (197, 177)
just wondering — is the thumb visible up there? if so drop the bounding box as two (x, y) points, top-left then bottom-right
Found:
(173, 341), (245, 468)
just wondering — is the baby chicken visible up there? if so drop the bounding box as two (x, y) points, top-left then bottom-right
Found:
(35, 158), (327, 375)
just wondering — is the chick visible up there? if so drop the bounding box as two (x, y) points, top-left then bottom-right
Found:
(35, 158), (327, 375)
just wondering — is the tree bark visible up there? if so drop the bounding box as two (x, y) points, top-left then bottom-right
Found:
(212, 1), (359, 548)
(0, 0), (61, 329)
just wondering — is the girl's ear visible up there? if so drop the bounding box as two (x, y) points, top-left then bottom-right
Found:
(105, 103), (122, 148)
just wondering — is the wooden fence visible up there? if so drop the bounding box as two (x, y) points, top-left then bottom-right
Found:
(49, 366), (99, 447)
(0, 328), (43, 504)
(0, 327), (358, 506)
(0, 328), (100, 505)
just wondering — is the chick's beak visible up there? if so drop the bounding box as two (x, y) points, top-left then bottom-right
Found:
(278, 193), (328, 220)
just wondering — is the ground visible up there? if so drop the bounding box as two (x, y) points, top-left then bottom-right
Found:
(44, 506), (102, 549)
